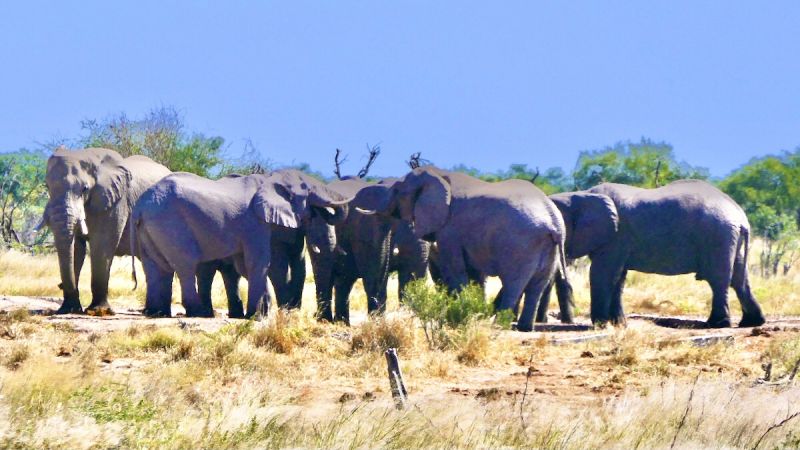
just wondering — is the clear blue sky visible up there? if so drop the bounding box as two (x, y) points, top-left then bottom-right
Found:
(1, 2), (798, 177)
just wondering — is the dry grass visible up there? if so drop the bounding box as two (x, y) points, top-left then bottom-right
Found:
(2, 246), (800, 448)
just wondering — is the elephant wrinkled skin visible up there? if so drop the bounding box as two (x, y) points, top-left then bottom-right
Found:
(42, 147), (170, 315)
(376, 166), (569, 332)
(551, 180), (766, 328)
(131, 170), (351, 318)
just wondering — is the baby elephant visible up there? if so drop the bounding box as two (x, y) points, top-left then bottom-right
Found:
(131, 170), (351, 318)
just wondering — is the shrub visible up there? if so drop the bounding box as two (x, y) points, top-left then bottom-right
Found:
(351, 315), (416, 353)
(250, 310), (307, 354)
(403, 280), (497, 348)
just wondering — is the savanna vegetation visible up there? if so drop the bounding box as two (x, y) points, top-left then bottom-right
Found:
(2, 107), (800, 448)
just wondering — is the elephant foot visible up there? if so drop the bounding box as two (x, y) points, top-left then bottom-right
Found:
(228, 310), (245, 319)
(705, 316), (732, 328)
(143, 308), (171, 318)
(185, 307), (215, 318)
(739, 313), (766, 328)
(86, 302), (115, 317)
(55, 297), (83, 315)
(610, 315), (627, 327)
(512, 321), (534, 332)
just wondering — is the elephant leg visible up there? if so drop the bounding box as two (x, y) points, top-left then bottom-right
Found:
(397, 267), (412, 304)
(608, 270), (627, 326)
(287, 249), (306, 309)
(220, 262), (244, 319)
(269, 244), (291, 309)
(142, 256), (174, 317)
(535, 281), (553, 323)
(177, 268), (213, 318)
(588, 254), (625, 326)
(311, 252), (335, 322)
(554, 272), (575, 324)
(731, 257), (766, 327)
(706, 276), (732, 328)
(196, 261), (217, 312)
(57, 238), (87, 314)
(86, 239), (115, 315)
(516, 275), (553, 332)
(334, 275), (357, 325)
(244, 248), (271, 319)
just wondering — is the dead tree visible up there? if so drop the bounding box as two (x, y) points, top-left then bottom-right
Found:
(333, 148), (348, 180)
(407, 152), (432, 170)
(530, 167), (540, 184)
(357, 144), (380, 178)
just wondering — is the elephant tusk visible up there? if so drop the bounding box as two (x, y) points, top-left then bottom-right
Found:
(355, 207), (377, 215)
(335, 246), (348, 256)
(310, 245), (321, 254)
(78, 218), (89, 237)
(392, 247), (400, 257)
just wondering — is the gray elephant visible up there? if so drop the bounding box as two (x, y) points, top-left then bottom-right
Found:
(372, 166), (569, 332)
(131, 170), (351, 318)
(42, 147), (170, 314)
(310, 150), (430, 323)
(428, 237), (575, 324)
(551, 180), (766, 328)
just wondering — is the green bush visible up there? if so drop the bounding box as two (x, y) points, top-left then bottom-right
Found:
(403, 280), (501, 348)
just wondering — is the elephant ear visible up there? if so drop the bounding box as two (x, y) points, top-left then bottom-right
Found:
(566, 193), (619, 258)
(352, 184), (391, 212)
(251, 183), (302, 228)
(306, 183), (352, 225)
(88, 162), (132, 211)
(412, 169), (451, 239)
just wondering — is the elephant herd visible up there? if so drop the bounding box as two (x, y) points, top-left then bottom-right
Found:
(39, 147), (767, 331)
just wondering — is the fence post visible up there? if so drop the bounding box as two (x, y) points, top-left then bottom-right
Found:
(385, 348), (407, 410)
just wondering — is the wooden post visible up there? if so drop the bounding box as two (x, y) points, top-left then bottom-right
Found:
(385, 348), (407, 410)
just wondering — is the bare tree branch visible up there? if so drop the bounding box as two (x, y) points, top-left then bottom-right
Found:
(530, 167), (540, 184)
(407, 152), (432, 170)
(670, 371), (701, 449)
(357, 144), (380, 178)
(333, 148), (348, 180)
(752, 409), (800, 449)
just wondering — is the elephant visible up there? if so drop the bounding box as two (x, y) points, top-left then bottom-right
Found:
(551, 180), (766, 328)
(42, 147), (170, 315)
(428, 238), (575, 324)
(130, 169), (351, 318)
(388, 216), (431, 301)
(309, 178), (395, 324)
(195, 226), (319, 317)
(372, 166), (569, 332)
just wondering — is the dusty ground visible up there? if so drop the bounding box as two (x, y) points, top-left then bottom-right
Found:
(3, 294), (799, 409)
(2, 250), (800, 448)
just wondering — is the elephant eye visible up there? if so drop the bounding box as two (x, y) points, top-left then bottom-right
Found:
(82, 184), (90, 193)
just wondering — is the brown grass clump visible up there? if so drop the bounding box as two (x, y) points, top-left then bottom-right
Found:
(351, 315), (416, 353)
(250, 309), (308, 354)
(454, 321), (492, 366)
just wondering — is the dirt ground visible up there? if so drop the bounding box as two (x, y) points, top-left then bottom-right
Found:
(4, 294), (799, 408)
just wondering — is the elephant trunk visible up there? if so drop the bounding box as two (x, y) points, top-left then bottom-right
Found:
(48, 198), (86, 295)
(328, 204), (349, 225)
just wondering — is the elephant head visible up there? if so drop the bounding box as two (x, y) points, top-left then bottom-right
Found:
(43, 147), (130, 297)
(255, 170), (352, 253)
(549, 192), (619, 259)
(377, 167), (451, 241)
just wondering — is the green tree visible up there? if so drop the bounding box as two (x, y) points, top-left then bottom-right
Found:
(720, 149), (800, 275)
(80, 106), (225, 177)
(0, 150), (50, 249)
(572, 138), (709, 190)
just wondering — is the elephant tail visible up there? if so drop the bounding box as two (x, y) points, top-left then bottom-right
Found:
(737, 225), (750, 291)
(129, 213), (140, 291)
